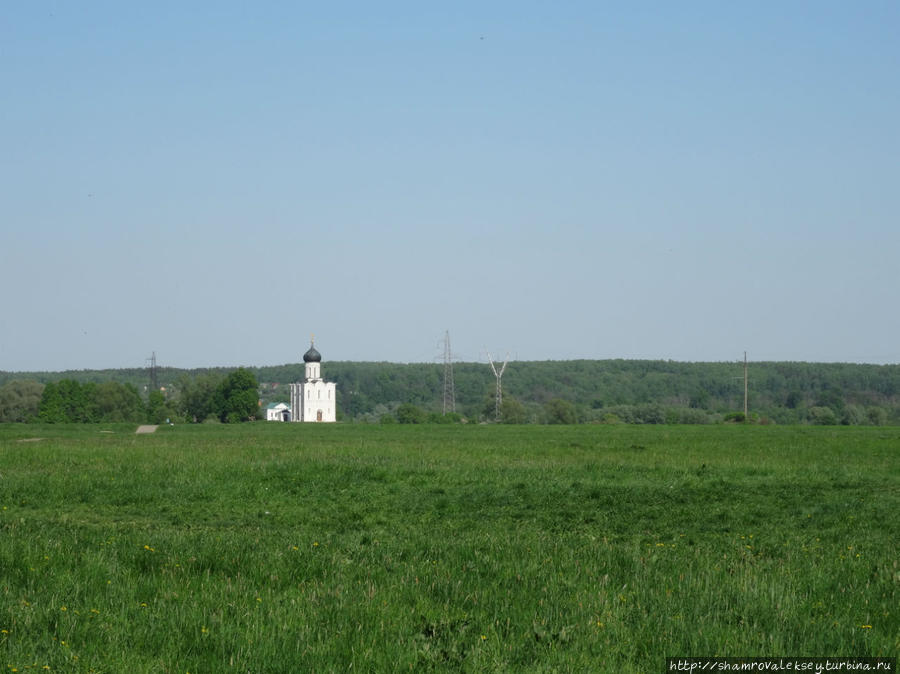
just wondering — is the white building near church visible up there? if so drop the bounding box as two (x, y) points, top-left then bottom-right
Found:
(289, 340), (337, 422)
(266, 402), (290, 422)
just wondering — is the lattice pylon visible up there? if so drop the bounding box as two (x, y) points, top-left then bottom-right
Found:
(442, 331), (456, 414)
(487, 351), (509, 422)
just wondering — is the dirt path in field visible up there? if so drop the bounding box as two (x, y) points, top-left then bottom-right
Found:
(135, 425), (159, 434)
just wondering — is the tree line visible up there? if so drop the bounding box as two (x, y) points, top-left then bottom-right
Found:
(2, 359), (899, 425)
(264, 360), (900, 425)
(0, 368), (259, 424)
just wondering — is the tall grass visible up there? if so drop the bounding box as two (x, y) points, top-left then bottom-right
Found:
(1, 424), (897, 672)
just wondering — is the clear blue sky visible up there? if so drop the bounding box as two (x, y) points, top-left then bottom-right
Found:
(2, 2), (898, 371)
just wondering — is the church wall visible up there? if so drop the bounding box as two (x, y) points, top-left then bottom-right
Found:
(290, 380), (336, 422)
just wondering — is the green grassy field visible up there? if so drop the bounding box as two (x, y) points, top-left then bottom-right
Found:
(1, 423), (897, 672)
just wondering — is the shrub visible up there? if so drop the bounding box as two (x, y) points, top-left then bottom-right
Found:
(543, 399), (577, 424)
(808, 406), (838, 426)
(395, 403), (426, 424)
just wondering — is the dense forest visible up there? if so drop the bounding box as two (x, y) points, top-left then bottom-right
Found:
(2, 359), (899, 425)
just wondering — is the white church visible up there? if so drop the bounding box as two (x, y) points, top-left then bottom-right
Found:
(286, 339), (337, 423)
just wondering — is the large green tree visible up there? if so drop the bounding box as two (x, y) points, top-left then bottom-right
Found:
(37, 380), (98, 423)
(217, 368), (259, 423)
(0, 380), (44, 422)
(178, 372), (225, 422)
(37, 380), (150, 423)
(146, 389), (178, 424)
(94, 382), (145, 422)
(500, 397), (529, 424)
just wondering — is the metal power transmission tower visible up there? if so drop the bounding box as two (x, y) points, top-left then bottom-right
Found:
(146, 352), (158, 391)
(486, 351), (509, 422)
(442, 330), (456, 414)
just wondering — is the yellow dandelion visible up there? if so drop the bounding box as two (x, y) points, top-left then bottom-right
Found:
(1, 629), (8, 634)
(860, 624), (872, 629)
(481, 634), (487, 641)
(313, 541), (319, 547)
(256, 597), (262, 603)
(201, 626), (208, 634)
(60, 606), (67, 612)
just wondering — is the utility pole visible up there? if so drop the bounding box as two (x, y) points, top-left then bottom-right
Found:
(743, 351), (749, 418)
(442, 330), (456, 414)
(487, 351), (509, 422)
(731, 352), (750, 420)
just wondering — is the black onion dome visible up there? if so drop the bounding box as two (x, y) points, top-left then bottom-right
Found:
(303, 344), (321, 363)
